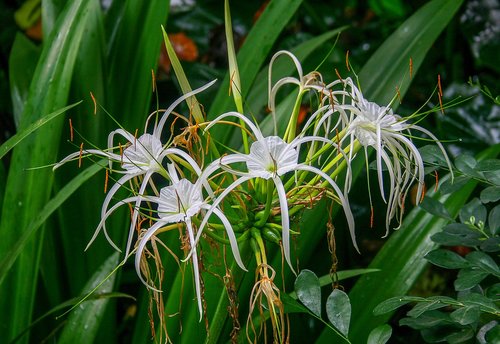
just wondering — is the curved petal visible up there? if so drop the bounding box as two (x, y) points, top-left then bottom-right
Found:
(272, 176), (295, 273)
(212, 207), (246, 271)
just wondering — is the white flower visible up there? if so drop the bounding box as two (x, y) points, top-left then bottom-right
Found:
(335, 78), (453, 232)
(188, 112), (356, 273)
(93, 164), (245, 320)
(54, 81), (217, 258)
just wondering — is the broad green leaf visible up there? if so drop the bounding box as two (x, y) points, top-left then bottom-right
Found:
(476, 159), (500, 186)
(326, 289), (351, 337)
(480, 186), (500, 203)
(295, 269), (321, 317)
(373, 296), (425, 315)
(466, 251), (500, 276)
(58, 252), (120, 343)
(480, 237), (500, 253)
(425, 249), (470, 269)
(0, 102), (81, 160)
(444, 328), (475, 343)
(0, 161), (103, 287)
(367, 324), (392, 344)
(419, 197), (453, 220)
(454, 268), (489, 291)
(420, 145), (450, 168)
(449, 306), (480, 326)
(459, 198), (487, 225)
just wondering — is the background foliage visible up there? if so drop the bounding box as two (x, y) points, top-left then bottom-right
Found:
(0, 0), (498, 343)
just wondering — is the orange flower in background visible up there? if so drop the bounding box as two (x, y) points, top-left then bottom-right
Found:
(158, 32), (199, 75)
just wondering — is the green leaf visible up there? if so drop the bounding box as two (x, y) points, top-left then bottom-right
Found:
(420, 145), (450, 168)
(440, 176), (471, 195)
(373, 296), (425, 315)
(208, 0), (304, 143)
(454, 268), (489, 291)
(444, 328), (475, 343)
(431, 223), (482, 247)
(476, 159), (500, 185)
(488, 204), (500, 235)
(449, 306), (480, 325)
(407, 299), (450, 318)
(481, 186), (500, 203)
(460, 198), (487, 225)
(466, 251), (500, 276)
(326, 289), (351, 337)
(399, 310), (450, 330)
(0, 102), (81, 160)
(480, 237), (500, 253)
(8, 33), (41, 127)
(459, 292), (499, 313)
(294, 269), (321, 317)
(455, 155), (479, 177)
(367, 324), (392, 344)
(425, 249), (470, 269)
(420, 197), (453, 220)
(0, 161), (103, 287)
(0, 1), (103, 341)
(58, 252), (120, 343)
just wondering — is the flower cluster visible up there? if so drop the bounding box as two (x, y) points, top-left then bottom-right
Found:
(54, 50), (451, 323)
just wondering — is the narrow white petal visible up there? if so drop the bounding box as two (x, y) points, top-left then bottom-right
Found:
(273, 176), (295, 274)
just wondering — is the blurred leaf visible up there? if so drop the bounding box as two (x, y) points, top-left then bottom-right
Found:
(419, 196), (452, 220)
(0, 102), (81, 160)
(459, 198), (487, 224)
(58, 252), (119, 343)
(8, 33), (40, 128)
(477, 321), (500, 344)
(425, 249), (470, 269)
(281, 292), (310, 314)
(326, 289), (351, 337)
(444, 328), (475, 343)
(449, 306), (480, 326)
(295, 269), (321, 317)
(454, 268), (489, 291)
(480, 237), (500, 253)
(480, 186), (500, 203)
(367, 324), (392, 344)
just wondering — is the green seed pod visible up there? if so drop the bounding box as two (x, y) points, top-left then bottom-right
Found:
(262, 225), (281, 245)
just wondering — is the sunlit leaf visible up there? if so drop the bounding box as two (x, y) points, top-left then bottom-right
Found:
(326, 289), (351, 337)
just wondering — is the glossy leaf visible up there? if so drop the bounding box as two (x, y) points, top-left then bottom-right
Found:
(373, 296), (425, 315)
(465, 251), (500, 276)
(419, 197), (453, 220)
(459, 198), (487, 225)
(326, 289), (351, 337)
(0, 102), (81, 160)
(295, 269), (321, 317)
(488, 204), (500, 235)
(425, 249), (470, 269)
(454, 268), (489, 291)
(58, 252), (120, 343)
(431, 223), (482, 247)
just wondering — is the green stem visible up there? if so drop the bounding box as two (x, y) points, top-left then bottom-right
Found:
(255, 179), (274, 227)
(283, 90), (304, 143)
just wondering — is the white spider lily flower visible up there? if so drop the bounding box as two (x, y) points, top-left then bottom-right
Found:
(92, 164), (245, 321)
(54, 81), (217, 257)
(336, 79), (453, 233)
(187, 112), (356, 273)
